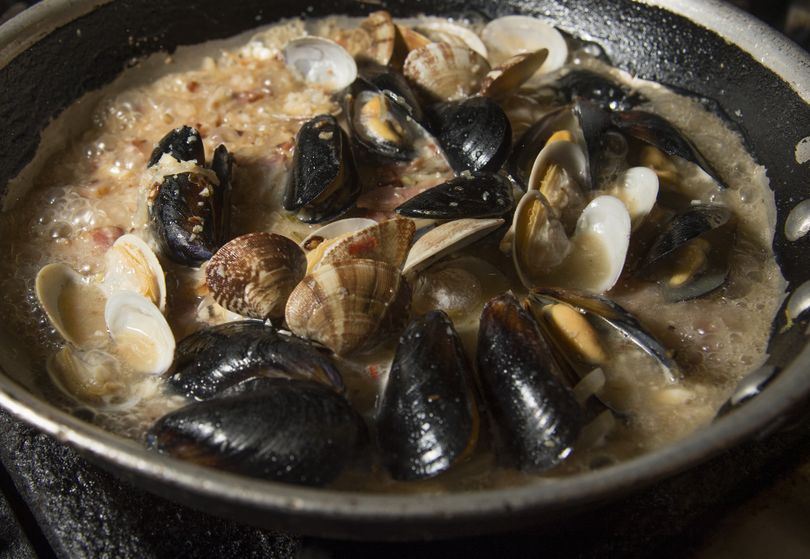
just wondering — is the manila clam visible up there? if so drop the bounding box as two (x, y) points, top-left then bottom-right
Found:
(285, 258), (411, 355)
(481, 16), (568, 80)
(104, 291), (174, 376)
(206, 232), (306, 320)
(36, 263), (107, 348)
(377, 311), (478, 480)
(283, 36), (358, 92)
(403, 43), (490, 102)
(101, 233), (167, 313)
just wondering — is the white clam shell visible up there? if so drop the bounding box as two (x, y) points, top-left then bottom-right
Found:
(283, 37), (358, 92)
(481, 16), (568, 81)
(101, 234), (167, 313)
(403, 218), (504, 278)
(413, 20), (489, 59)
(35, 263), (107, 348)
(605, 167), (659, 230)
(104, 292), (175, 376)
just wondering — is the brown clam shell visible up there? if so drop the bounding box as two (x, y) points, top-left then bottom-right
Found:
(403, 43), (490, 102)
(206, 232), (306, 319)
(359, 11), (397, 66)
(319, 218), (415, 270)
(285, 258), (411, 355)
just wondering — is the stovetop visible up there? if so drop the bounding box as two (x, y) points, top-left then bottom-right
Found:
(2, 1), (810, 557)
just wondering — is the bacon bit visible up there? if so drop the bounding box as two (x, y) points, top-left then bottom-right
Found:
(276, 139), (295, 154)
(367, 364), (381, 379)
(348, 236), (379, 256)
(187, 80), (200, 93)
(90, 226), (124, 249)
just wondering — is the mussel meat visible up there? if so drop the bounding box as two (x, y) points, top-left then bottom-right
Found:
(377, 311), (478, 480)
(147, 378), (366, 486)
(168, 320), (344, 400)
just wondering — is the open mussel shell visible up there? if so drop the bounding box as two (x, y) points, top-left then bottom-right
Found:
(431, 97), (512, 174)
(402, 218), (504, 278)
(357, 61), (425, 125)
(284, 114), (359, 223)
(347, 83), (417, 162)
(403, 43), (490, 102)
(611, 109), (726, 188)
(377, 311), (478, 481)
(636, 204), (736, 301)
(526, 287), (681, 385)
(101, 234), (167, 313)
(317, 217), (415, 270)
(148, 125), (204, 167)
(481, 16), (568, 80)
(36, 263), (107, 348)
(543, 69), (647, 112)
(282, 36), (357, 93)
(169, 320), (344, 400)
(476, 292), (584, 472)
(395, 173), (513, 220)
(104, 292), (175, 376)
(285, 258), (411, 356)
(147, 378), (366, 486)
(206, 232), (306, 320)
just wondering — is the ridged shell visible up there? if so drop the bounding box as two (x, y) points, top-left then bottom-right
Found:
(206, 232), (306, 320)
(359, 11), (397, 66)
(481, 16), (568, 80)
(412, 20), (488, 59)
(318, 218), (415, 270)
(285, 259), (411, 355)
(403, 43), (490, 102)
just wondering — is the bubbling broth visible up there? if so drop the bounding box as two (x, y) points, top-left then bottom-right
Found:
(0, 13), (785, 492)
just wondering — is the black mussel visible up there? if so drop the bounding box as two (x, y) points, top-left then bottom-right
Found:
(395, 173), (513, 219)
(211, 144), (233, 245)
(545, 69), (646, 112)
(169, 320), (344, 400)
(150, 172), (220, 266)
(637, 204), (736, 301)
(147, 378), (366, 486)
(377, 311), (478, 481)
(358, 62), (425, 125)
(431, 97), (511, 174)
(611, 110), (726, 188)
(147, 125), (205, 167)
(284, 114), (359, 224)
(476, 292), (584, 472)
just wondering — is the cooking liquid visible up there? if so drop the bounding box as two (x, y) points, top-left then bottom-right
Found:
(0, 16), (785, 492)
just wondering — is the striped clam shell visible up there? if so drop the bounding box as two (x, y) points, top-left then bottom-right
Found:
(206, 232), (306, 319)
(318, 217), (415, 270)
(285, 258), (411, 355)
(403, 43), (490, 102)
(359, 10), (397, 66)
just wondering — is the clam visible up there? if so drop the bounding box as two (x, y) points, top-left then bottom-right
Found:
(513, 193), (631, 293)
(104, 292), (175, 376)
(169, 320), (344, 400)
(205, 232), (307, 320)
(403, 43), (490, 102)
(377, 311), (478, 480)
(395, 24), (431, 53)
(301, 217), (376, 272)
(411, 20), (488, 59)
(282, 37), (358, 92)
(430, 96), (512, 174)
(636, 204), (736, 301)
(476, 292), (583, 472)
(395, 173), (513, 220)
(284, 114), (359, 223)
(285, 258), (411, 355)
(316, 217), (415, 270)
(603, 166), (659, 230)
(358, 10), (397, 66)
(35, 263), (107, 348)
(402, 218), (504, 278)
(147, 378), (366, 486)
(101, 234), (167, 313)
(479, 49), (550, 100)
(481, 16), (568, 81)
(526, 288), (681, 399)
(48, 346), (136, 410)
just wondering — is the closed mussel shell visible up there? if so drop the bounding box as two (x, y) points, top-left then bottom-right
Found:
(284, 114), (359, 222)
(148, 125), (205, 167)
(169, 320), (344, 400)
(206, 232), (306, 319)
(147, 378), (366, 486)
(476, 292), (584, 471)
(395, 173), (513, 219)
(431, 96), (512, 174)
(285, 259), (411, 355)
(377, 311), (478, 480)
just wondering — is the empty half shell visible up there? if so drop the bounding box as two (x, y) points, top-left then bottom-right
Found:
(104, 291), (175, 375)
(481, 16), (568, 80)
(206, 232), (307, 319)
(101, 234), (167, 313)
(283, 37), (358, 92)
(36, 263), (107, 348)
(285, 258), (411, 355)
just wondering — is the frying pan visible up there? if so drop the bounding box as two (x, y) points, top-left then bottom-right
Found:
(0, 0), (809, 540)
